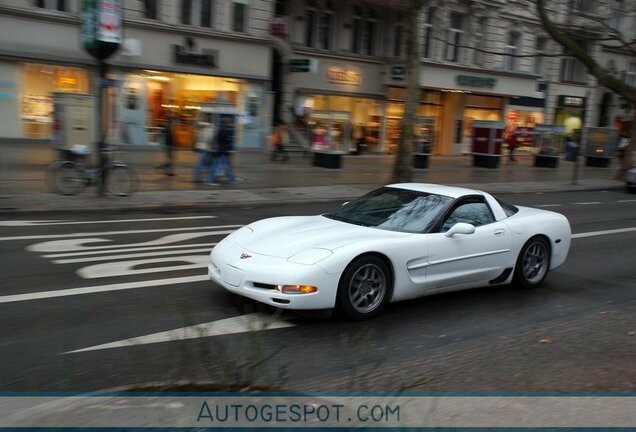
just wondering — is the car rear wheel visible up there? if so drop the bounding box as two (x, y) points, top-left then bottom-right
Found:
(513, 236), (550, 289)
(337, 256), (390, 320)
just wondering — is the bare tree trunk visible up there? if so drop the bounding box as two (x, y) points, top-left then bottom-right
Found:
(391, 0), (424, 183)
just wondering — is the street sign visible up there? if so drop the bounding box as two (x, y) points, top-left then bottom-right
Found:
(80, 0), (122, 60)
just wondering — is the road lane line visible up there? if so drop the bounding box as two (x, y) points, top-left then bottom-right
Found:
(536, 204), (562, 208)
(44, 243), (216, 258)
(0, 275), (209, 304)
(572, 201), (603, 205)
(53, 247), (215, 264)
(0, 216), (217, 227)
(572, 226), (636, 239)
(0, 225), (242, 241)
(64, 313), (296, 354)
(617, 199), (636, 203)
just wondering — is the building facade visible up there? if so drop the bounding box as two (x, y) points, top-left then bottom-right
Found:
(0, 0), (634, 154)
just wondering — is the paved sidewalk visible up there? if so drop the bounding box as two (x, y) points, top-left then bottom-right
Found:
(0, 144), (625, 214)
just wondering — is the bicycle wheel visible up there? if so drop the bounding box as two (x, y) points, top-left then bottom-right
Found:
(45, 161), (67, 193)
(52, 161), (86, 196)
(105, 164), (138, 196)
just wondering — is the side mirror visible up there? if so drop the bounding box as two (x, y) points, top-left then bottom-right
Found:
(444, 222), (476, 237)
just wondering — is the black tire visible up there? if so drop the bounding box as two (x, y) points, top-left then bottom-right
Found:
(337, 255), (391, 320)
(105, 164), (138, 196)
(50, 161), (86, 196)
(513, 236), (551, 289)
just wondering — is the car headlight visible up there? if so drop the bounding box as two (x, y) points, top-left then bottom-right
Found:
(287, 248), (333, 265)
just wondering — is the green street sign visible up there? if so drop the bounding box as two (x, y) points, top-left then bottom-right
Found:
(80, 0), (122, 60)
(289, 58), (316, 73)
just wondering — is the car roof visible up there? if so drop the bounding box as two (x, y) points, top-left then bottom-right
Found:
(386, 183), (485, 199)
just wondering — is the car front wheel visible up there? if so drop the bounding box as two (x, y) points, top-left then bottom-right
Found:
(514, 236), (551, 289)
(337, 256), (391, 320)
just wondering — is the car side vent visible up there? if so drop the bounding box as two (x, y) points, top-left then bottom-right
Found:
(253, 282), (277, 290)
(489, 267), (513, 284)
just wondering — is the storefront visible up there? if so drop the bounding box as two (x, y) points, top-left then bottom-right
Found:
(115, 69), (261, 149)
(554, 95), (586, 136)
(0, 61), (91, 139)
(505, 96), (546, 153)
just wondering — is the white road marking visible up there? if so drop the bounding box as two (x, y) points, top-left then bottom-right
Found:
(77, 255), (210, 279)
(53, 247), (214, 264)
(572, 226), (636, 239)
(536, 204), (562, 208)
(27, 230), (236, 253)
(43, 243), (215, 258)
(65, 313), (296, 354)
(0, 216), (217, 227)
(0, 225), (241, 242)
(572, 201), (603, 205)
(0, 275), (209, 304)
(617, 199), (636, 203)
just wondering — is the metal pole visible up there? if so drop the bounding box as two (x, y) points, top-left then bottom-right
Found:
(98, 61), (107, 196)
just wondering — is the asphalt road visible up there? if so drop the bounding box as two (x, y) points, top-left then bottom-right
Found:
(0, 190), (635, 393)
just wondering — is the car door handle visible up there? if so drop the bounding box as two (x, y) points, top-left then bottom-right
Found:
(494, 229), (505, 236)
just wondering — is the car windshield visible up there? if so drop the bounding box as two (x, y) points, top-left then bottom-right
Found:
(324, 187), (453, 233)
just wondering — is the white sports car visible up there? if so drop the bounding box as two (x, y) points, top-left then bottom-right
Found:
(208, 184), (571, 320)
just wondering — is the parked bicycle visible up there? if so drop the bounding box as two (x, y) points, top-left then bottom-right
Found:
(46, 145), (138, 196)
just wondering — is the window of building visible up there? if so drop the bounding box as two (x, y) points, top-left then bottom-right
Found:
(446, 12), (464, 62)
(181, 0), (214, 27)
(233, 1), (248, 33)
(609, 0), (623, 31)
(624, 63), (636, 87)
(35, 0), (68, 12)
(534, 37), (547, 75)
(144, 0), (159, 20)
(351, 5), (376, 55)
(318, 0), (334, 50)
(305, 0), (317, 47)
(392, 13), (403, 57)
(472, 17), (486, 66)
(504, 31), (520, 71)
(422, 7), (435, 59)
(561, 55), (587, 84)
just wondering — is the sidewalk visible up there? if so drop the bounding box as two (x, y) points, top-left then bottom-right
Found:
(0, 143), (625, 215)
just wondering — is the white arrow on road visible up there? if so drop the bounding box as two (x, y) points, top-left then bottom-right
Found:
(64, 313), (296, 354)
(77, 255), (210, 279)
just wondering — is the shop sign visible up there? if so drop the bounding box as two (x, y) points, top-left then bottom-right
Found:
(558, 95), (586, 107)
(456, 75), (496, 88)
(327, 68), (362, 85)
(173, 45), (218, 67)
(391, 66), (407, 80)
(270, 15), (288, 36)
(289, 59), (317, 73)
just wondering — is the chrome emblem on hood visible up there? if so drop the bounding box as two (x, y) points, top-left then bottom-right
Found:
(240, 253), (252, 259)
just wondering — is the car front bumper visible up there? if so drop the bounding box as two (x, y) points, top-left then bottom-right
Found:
(208, 240), (339, 310)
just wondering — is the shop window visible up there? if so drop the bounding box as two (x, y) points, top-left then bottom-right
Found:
(504, 31), (520, 71)
(144, 0), (159, 20)
(181, 0), (214, 27)
(445, 12), (464, 62)
(35, 0), (68, 12)
(534, 37), (547, 75)
(392, 14), (403, 58)
(422, 7), (435, 59)
(472, 17), (486, 66)
(233, 1), (248, 33)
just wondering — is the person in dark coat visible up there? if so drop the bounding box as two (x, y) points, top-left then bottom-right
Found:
(206, 116), (239, 185)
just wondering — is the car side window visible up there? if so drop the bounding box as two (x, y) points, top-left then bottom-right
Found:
(441, 200), (495, 232)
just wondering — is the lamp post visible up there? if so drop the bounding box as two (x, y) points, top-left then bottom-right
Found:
(80, 0), (122, 195)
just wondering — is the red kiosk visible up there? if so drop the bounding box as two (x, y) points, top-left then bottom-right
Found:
(471, 120), (505, 168)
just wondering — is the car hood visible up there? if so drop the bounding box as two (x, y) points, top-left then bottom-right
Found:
(233, 215), (403, 258)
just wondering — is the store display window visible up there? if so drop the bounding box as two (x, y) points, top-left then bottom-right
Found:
(20, 63), (90, 138)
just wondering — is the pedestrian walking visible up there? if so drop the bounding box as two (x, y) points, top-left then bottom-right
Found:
(206, 116), (239, 185)
(270, 121), (289, 161)
(158, 114), (176, 176)
(193, 113), (216, 183)
(565, 136), (579, 161)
